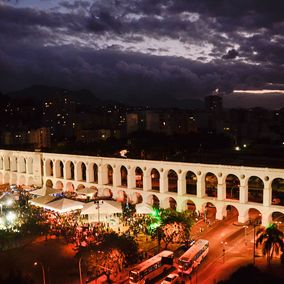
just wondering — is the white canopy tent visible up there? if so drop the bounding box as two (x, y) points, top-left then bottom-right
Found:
(44, 198), (84, 213)
(135, 203), (154, 214)
(29, 195), (57, 208)
(30, 187), (62, 196)
(81, 200), (121, 223)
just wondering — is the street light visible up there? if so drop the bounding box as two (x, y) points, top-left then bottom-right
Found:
(79, 257), (83, 284)
(34, 261), (46, 284)
(221, 241), (227, 263)
(94, 200), (103, 223)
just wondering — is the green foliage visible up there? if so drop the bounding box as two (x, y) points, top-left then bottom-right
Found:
(146, 208), (194, 249)
(256, 223), (284, 264)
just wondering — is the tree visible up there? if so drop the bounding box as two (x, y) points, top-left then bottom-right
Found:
(256, 223), (284, 264)
(77, 231), (139, 281)
(146, 208), (194, 249)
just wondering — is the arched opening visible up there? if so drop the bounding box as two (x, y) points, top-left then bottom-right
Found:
(58, 161), (64, 178)
(271, 178), (284, 206)
(27, 157), (33, 174)
(46, 159), (53, 176)
(105, 165), (113, 185)
(248, 176), (264, 204)
(103, 188), (113, 198)
(186, 171), (197, 195)
(93, 163), (98, 183)
(135, 167), (143, 189)
(120, 166), (128, 187)
(46, 179), (53, 188)
(164, 197), (177, 210)
(131, 192), (143, 204)
(185, 199), (196, 213)
(0, 157), (3, 170)
(55, 181), (64, 190)
(117, 190), (127, 203)
(202, 202), (217, 221)
(66, 182), (75, 192)
(10, 157), (17, 172)
(271, 212), (284, 230)
(225, 205), (239, 222)
(4, 156), (10, 171)
(168, 170), (178, 193)
(147, 194), (160, 208)
(66, 161), (75, 180)
(205, 173), (217, 197)
(77, 184), (85, 190)
(151, 168), (160, 191)
(248, 208), (262, 224)
(18, 157), (26, 173)
(81, 162), (86, 181)
(226, 174), (240, 200)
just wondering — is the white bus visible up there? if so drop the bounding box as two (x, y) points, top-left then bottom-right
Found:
(129, 250), (174, 284)
(178, 239), (209, 275)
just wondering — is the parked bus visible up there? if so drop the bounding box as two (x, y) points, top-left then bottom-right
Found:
(129, 250), (174, 284)
(178, 239), (209, 275)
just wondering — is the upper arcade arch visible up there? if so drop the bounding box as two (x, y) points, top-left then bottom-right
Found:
(205, 172), (217, 198)
(248, 176), (264, 204)
(225, 174), (240, 200)
(271, 178), (284, 206)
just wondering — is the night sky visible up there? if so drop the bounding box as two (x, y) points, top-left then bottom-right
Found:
(1, 0), (284, 108)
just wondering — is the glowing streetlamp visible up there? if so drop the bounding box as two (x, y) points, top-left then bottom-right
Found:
(34, 261), (46, 284)
(94, 200), (103, 222)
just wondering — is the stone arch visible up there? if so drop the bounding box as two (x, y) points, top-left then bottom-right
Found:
(120, 166), (128, 187)
(163, 197), (177, 210)
(224, 205), (239, 222)
(135, 167), (143, 189)
(18, 157), (26, 173)
(247, 208), (262, 224)
(202, 202), (217, 221)
(103, 188), (113, 198)
(45, 179), (53, 188)
(151, 168), (160, 191)
(183, 199), (196, 213)
(27, 177), (34, 186)
(55, 180), (64, 190)
(45, 159), (53, 177)
(66, 182), (75, 192)
(146, 194), (160, 208)
(186, 171), (197, 195)
(4, 156), (10, 170)
(4, 172), (9, 183)
(65, 161), (75, 180)
(0, 157), (3, 170)
(270, 212), (284, 229)
(77, 184), (85, 190)
(89, 163), (98, 183)
(226, 174), (240, 200)
(271, 178), (284, 206)
(131, 192), (143, 204)
(248, 176), (264, 204)
(167, 169), (178, 193)
(116, 190), (127, 202)
(27, 157), (33, 174)
(10, 156), (17, 172)
(102, 164), (113, 185)
(0, 172), (3, 184)
(55, 160), (64, 178)
(205, 172), (217, 197)
(18, 175), (26, 186)
(76, 161), (87, 181)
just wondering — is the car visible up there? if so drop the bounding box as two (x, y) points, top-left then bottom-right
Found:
(161, 273), (180, 284)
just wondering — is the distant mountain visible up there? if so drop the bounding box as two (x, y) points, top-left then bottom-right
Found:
(6, 85), (102, 106)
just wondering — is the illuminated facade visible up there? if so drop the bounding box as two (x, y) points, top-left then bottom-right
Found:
(0, 149), (284, 226)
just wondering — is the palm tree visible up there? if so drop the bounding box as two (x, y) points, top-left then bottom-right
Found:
(256, 223), (284, 264)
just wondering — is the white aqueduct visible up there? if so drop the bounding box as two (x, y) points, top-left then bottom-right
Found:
(0, 149), (284, 227)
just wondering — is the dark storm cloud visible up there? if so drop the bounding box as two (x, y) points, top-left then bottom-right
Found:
(1, 0), (284, 108)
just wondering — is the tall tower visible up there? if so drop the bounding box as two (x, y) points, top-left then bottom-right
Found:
(205, 89), (223, 115)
